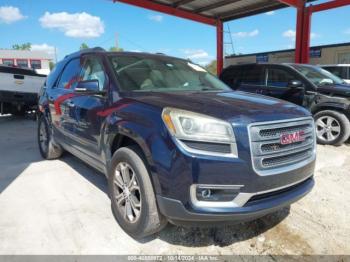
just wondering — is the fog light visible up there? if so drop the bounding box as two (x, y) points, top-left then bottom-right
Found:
(201, 189), (211, 199)
(195, 186), (240, 202)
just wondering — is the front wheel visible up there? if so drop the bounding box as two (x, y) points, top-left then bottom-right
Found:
(37, 115), (63, 159)
(108, 146), (166, 238)
(314, 110), (350, 146)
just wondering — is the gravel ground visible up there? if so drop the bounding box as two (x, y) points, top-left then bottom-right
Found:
(0, 115), (349, 255)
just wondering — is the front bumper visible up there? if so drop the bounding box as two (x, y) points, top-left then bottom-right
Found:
(157, 176), (314, 225)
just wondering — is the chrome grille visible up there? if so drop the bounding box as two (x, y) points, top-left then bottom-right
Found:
(249, 118), (316, 176)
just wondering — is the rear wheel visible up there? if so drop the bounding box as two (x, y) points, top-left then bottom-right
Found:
(108, 146), (166, 238)
(38, 115), (63, 159)
(314, 110), (350, 146)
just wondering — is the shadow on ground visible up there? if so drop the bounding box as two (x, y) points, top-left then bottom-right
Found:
(0, 114), (40, 193)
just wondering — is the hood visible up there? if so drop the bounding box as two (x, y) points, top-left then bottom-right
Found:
(128, 91), (310, 124)
(317, 84), (350, 97)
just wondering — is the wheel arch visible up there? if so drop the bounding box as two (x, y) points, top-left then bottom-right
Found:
(106, 130), (162, 195)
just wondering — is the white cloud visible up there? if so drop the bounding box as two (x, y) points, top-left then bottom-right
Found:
(283, 29), (320, 40)
(148, 14), (163, 22)
(31, 43), (56, 55)
(283, 29), (296, 39)
(232, 29), (259, 38)
(266, 11), (275, 15)
(0, 6), (26, 24)
(310, 32), (320, 39)
(39, 11), (104, 38)
(179, 49), (213, 65)
(181, 49), (210, 59)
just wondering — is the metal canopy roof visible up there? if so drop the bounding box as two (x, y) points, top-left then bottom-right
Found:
(137, 0), (292, 22)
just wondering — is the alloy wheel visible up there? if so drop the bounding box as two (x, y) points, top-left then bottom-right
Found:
(316, 116), (341, 142)
(113, 162), (142, 223)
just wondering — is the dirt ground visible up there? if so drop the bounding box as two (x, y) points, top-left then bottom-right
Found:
(0, 115), (349, 255)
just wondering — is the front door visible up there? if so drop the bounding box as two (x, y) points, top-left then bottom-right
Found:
(263, 66), (305, 106)
(68, 55), (108, 160)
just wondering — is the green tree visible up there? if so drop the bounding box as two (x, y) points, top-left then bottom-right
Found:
(49, 61), (55, 70)
(12, 43), (31, 50)
(205, 60), (217, 75)
(80, 43), (89, 50)
(109, 46), (124, 52)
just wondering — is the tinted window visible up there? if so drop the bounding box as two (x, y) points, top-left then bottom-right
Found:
(267, 68), (295, 87)
(292, 65), (344, 86)
(57, 59), (81, 89)
(46, 61), (65, 88)
(322, 66), (348, 79)
(109, 55), (229, 92)
(221, 67), (241, 88)
(81, 56), (106, 91)
(240, 66), (265, 86)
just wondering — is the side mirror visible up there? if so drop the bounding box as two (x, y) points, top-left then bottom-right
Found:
(75, 80), (104, 95)
(288, 80), (304, 89)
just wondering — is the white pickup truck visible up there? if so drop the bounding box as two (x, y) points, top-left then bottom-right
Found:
(0, 65), (46, 115)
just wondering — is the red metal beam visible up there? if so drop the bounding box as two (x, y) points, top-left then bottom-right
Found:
(113, 0), (217, 26)
(310, 0), (350, 13)
(216, 20), (223, 76)
(278, 0), (304, 8)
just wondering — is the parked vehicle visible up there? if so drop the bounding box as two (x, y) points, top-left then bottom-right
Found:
(38, 48), (315, 238)
(320, 64), (350, 84)
(220, 63), (350, 146)
(0, 65), (46, 115)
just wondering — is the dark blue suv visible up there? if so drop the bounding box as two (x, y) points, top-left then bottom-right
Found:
(38, 48), (316, 238)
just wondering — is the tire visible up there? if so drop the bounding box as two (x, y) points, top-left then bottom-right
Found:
(37, 115), (63, 159)
(314, 110), (350, 146)
(108, 146), (166, 238)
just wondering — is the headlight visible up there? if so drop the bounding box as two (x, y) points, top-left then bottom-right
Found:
(162, 107), (237, 157)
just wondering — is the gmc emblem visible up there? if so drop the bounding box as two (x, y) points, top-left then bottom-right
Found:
(280, 131), (305, 145)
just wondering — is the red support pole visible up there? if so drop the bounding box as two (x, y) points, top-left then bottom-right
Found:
(295, 5), (304, 63)
(216, 20), (224, 76)
(301, 7), (312, 63)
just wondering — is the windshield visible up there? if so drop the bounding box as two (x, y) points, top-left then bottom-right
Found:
(108, 55), (230, 92)
(291, 64), (345, 86)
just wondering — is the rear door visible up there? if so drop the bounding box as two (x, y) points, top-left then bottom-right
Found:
(68, 54), (108, 159)
(263, 65), (305, 106)
(235, 65), (266, 94)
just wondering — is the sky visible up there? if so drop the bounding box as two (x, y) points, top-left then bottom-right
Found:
(0, 0), (350, 65)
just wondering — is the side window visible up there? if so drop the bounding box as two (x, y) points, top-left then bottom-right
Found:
(267, 68), (295, 88)
(57, 59), (81, 89)
(81, 56), (106, 91)
(323, 66), (347, 79)
(240, 66), (265, 86)
(46, 60), (65, 88)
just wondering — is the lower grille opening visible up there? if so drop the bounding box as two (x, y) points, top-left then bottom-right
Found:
(247, 177), (311, 203)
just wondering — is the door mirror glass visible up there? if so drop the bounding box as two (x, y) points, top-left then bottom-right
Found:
(288, 80), (304, 89)
(75, 80), (100, 93)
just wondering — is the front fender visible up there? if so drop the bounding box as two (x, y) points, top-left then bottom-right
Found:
(101, 102), (168, 195)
